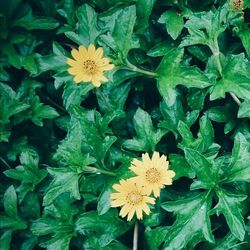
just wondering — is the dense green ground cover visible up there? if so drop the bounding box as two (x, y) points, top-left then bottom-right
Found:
(0, 0), (250, 249)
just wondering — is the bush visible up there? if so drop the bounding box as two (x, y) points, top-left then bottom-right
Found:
(0, 0), (250, 249)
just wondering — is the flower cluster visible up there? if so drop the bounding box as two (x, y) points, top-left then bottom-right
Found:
(110, 152), (175, 221)
(67, 44), (114, 87)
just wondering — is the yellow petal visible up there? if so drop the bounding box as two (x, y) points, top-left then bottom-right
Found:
(79, 45), (88, 58)
(136, 207), (143, 220)
(94, 47), (103, 60)
(73, 74), (84, 83)
(99, 64), (114, 71)
(111, 199), (126, 207)
(67, 58), (80, 67)
(153, 186), (160, 197)
(68, 67), (81, 75)
(119, 204), (131, 218)
(91, 77), (102, 87)
(112, 184), (125, 192)
(142, 204), (150, 215)
(97, 58), (110, 66)
(127, 207), (136, 221)
(144, 196), (155, 204)
(71, 49), (83, 62)
(88, 44), (96, 57)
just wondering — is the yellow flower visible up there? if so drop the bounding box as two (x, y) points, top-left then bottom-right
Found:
(129, 152), (175, 197)
(110, 179), (155, 221)
(67, 44), (114, 87)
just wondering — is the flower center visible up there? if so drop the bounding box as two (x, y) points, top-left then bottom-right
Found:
(83, 60), (97, 74)
(145, 168), (161, 183)
(127, 191), (143, 205)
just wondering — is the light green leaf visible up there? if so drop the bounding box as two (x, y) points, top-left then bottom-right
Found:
(238, 100), (250, 118)
(158, 10), (184, 40)
(43, 168), (80, 205)
(161, 192), (214, 249)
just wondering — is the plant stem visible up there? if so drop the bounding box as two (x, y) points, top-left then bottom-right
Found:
(211, 40), (241, 106)
(125, 59), (157, 78)
(133, 221), (139, 250)
(96, 88), (111, 111)
(0, 157), (11, 169)
(230, 92), (241, 106)
(94, 167), (116, 176)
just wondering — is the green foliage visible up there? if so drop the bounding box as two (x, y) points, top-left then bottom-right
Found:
(1, 0), (250, 249)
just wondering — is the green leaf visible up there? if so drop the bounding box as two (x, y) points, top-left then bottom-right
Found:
(123, 108), (165, 152)
(180, 4), (231, 48)
(213, 233), (239, 250)
(14, 16), (59, 30)
(31, 102), (59, 126)
(4, 185), (18, 218)
(136, 0), (156, 32)
(145, 227), (169, 250)
(100, 5), (139, 60)
(4, 152), (47, 201)
(161, 192), (214, 249)
(184, 148), (218, 188)
(178, 115), (217, 154)
(156, 48), (211, 104)
(43, 168), (80, 205)
(159, 95), (199, 137)
(158, 10), (184, 40)
(73, 4), (100, 46)
(213, 188), (247, 240)
(169, 154), (195, 179)
(235, 25), (250, 56)
(238, 100), (250, 118)
(223, 133), (250, 182)
(0, 230), (12, 250)
(75, 210), (130, 247)
(210, 54), (250, 101)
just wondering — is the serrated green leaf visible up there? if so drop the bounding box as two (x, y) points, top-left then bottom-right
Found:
(223, 133), (250, 182)
(161, 192), (214, 249)
(44, 168), (80, 205)
(210, 54), (250, 101)
(123, 108), (165, 152)
(184, 148), (218, 188)
(156, 48), (211, 104)
(213, 188), (247, 241)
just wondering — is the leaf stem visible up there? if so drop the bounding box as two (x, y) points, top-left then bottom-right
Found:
(133, 221), (139, 250)
(125, 59), (157, 78)
(93, 167), (116, 176)
(225, 241), (247, 250)
(0, 157), (11, 169)
(229, 92), (241, 106)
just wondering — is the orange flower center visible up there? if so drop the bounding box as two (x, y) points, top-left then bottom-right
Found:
(83, 60), (97, 74)
(145, 168), (161, 183)
(127, 191), (143, 205)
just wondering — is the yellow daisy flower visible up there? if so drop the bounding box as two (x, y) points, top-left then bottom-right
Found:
(67, 44), (114, 87)
(129, 152), (175, 198)
(110, 179), (155, 221)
